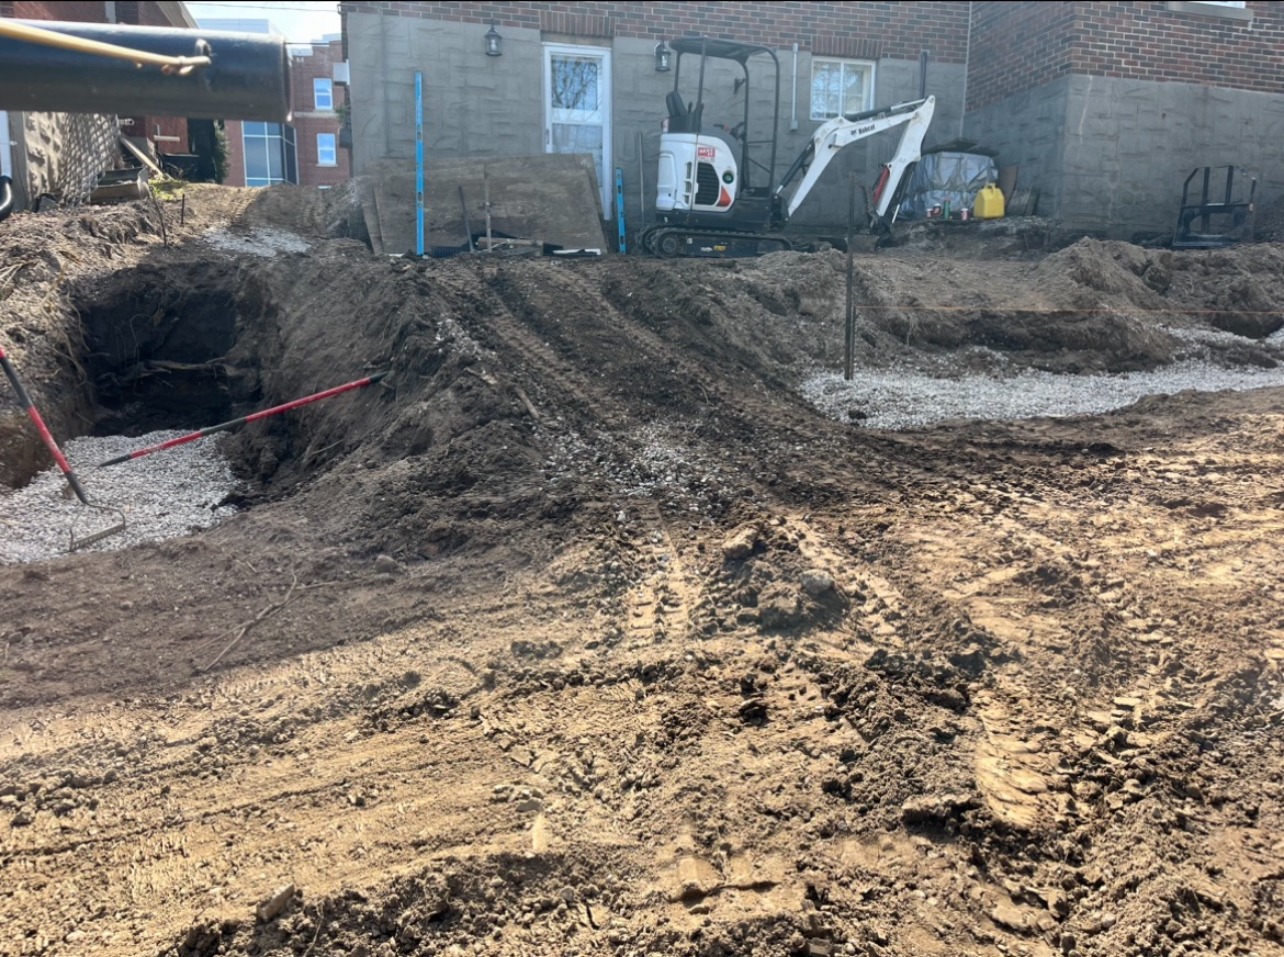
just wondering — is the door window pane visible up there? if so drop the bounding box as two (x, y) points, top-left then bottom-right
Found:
(551, 56), (600, 114)
(545, 46), (610, 212)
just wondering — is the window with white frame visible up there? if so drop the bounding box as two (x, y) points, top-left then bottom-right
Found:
(243, 122), (297, 187)
(811, 58), (875, 121)
(314, 78), (334, 111)
(317, 133), (337, 167)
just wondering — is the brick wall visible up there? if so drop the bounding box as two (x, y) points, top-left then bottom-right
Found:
(339, 1), (972, 62)
(6, 1), (108, 20)
(116, 1), (183, 26)
(288, 39), (350, 187)
(969, 1), (1284, 109)
(966, 2), (1077, 110)
(223, 119), (246, 186)
(3, 1), (188, 26)
(290, 39), (344, 117)
(224, 39), (350, 188)
(1069, 1), (1284, 93)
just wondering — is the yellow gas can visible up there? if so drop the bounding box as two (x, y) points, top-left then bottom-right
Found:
(973, 183), (1005, 219)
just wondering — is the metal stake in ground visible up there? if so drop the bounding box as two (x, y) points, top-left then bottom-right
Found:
(96, 370), (391, 468)
(845, 170), (857, 381)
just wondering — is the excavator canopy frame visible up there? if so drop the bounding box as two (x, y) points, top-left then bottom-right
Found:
(667, 37), (780, 197)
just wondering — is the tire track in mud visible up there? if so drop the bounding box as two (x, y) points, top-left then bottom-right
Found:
(461, 262), (924, 515)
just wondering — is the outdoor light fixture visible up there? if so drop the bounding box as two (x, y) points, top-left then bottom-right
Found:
(484, 21), (502, 57)
(654, 40), (671, 72)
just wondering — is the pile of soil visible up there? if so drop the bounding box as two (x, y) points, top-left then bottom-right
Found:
(1, 191), (1282, 957)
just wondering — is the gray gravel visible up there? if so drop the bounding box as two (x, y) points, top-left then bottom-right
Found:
(0, 431), (241, 564)
(801, 359), (1284, 430)
(203, 226), (310, 257)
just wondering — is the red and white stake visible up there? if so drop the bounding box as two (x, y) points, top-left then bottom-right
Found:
(97, 370), (391, 469)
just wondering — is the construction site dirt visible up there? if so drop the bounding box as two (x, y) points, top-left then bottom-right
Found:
(1, 186), (1282, 957)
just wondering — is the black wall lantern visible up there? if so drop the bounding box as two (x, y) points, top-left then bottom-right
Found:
(654, 40), (671, 72)
(484, 21), (502, 57)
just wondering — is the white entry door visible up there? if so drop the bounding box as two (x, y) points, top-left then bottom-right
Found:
(544, 44), (611, 213)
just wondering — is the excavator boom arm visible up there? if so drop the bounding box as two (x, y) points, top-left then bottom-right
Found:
(778, 95), (935, 223)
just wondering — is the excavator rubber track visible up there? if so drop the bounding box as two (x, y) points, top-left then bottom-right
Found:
(641, 226), (794, 259)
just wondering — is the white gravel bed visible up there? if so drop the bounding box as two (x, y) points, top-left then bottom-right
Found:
(0, 431), (241, 564)
(801, 359), (1284, 430)
(203, 226), (310, 257)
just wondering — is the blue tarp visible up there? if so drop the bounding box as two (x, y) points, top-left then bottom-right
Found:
(901, 151), (998, 220)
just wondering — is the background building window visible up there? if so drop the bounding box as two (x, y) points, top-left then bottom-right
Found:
(811, 58), (875, 121)
(317, 133), (337, 167)
(314, 78), (334, 111)
(243, 122), (298, 187)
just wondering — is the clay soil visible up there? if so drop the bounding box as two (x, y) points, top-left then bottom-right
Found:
(1, 187), (1282, 957)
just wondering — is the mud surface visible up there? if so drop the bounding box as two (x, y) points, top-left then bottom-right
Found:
(1, 188), (1282, 957)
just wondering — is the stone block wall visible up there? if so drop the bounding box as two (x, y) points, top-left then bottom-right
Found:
(343, 2), (967, 238)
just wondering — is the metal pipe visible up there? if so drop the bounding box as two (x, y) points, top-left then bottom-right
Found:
(415, 70), (425, 256)
(790, 42), (799, 132)
(0, 19), (290, 121)
(637, 130), (645, 223)
(959, 1), (973, 138)
(844, 171), (856, 382)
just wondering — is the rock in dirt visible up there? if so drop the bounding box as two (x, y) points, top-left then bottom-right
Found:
(530, 813), (551, 854)
(990, 901), (1034, 932)
(373, 554), (404, 574)
(675, 855), (721, 900)
(759, 584), (805, 628)
(738, 697), (769, 724)
(255, 884), (295, 923)
(800, 569), (836, 596)
(721, 526), (760, 561)
(900, 792), (978, 824)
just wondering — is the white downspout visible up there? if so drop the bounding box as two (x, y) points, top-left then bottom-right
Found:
(0, 112), (12, 181)
(959, 1), (972, 137)
(789, 43), (799, 132)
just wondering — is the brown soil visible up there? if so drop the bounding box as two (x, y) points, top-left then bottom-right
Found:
(1, 187), (1282, 957)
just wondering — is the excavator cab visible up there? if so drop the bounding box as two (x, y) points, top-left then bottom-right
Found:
(646, 38), (785, 255)
(643, 36), (935, 257)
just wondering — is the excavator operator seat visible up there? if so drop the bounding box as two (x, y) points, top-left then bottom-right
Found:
(666, 91), (703, 133)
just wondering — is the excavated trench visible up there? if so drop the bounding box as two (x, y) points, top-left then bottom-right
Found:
(0, 256), (327, 537)
(15, 259), (309, 490)
(78, 262), (243, 434)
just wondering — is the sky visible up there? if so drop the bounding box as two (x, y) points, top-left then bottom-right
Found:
(186, 1), (342, 44)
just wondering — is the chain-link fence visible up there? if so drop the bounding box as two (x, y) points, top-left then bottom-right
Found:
(19, 111), (119, 207)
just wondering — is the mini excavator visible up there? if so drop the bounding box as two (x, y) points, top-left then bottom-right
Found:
(641, 37), (935, 257)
